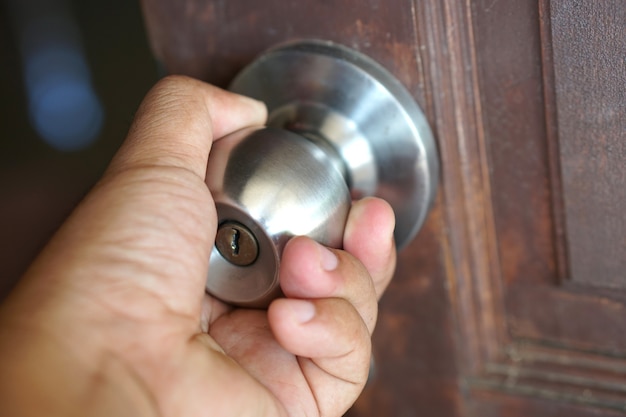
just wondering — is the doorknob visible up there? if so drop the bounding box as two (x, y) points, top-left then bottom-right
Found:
(205, 40), (439, 308)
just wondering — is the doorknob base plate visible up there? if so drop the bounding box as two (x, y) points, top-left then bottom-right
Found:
(230, 40), (439, 248)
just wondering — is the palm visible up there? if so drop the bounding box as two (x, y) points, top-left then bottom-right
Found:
(193, 277), (370, 417)
(210, 309), (316, 414)
(208, 307), (343, 416)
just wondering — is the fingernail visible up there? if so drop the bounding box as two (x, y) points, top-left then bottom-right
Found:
(318, 243), (338, 271)
(290, 300), (316, 324)
(240, 95), (266, 112)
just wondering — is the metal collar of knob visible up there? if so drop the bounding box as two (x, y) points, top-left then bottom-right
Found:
(205, 40), (439, 308)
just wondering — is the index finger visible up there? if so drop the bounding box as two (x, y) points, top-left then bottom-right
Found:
(343, 197), (397, 299)
(107, 75), (267, 179)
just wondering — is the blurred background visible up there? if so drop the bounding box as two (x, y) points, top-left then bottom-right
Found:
(0, 0), (159, 299)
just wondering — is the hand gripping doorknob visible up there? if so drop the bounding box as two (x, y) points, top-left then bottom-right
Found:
(205, 40), (439, 308)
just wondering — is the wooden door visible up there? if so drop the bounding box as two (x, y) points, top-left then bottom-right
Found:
(140, 0), (626, 415)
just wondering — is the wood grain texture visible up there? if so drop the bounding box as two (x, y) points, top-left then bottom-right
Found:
(468, 389), (626, 417)
(551, 0), (626, 289)
(471, 0), (558, 289)
(415, 0), (504, 377)
(471, 344), (626, 413)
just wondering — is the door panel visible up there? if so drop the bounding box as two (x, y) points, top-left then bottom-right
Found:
(477, 0), (626, 352)
(464, 0), (626, 413)
(140, 0), (626, 415)
(552, 0), (625, 288)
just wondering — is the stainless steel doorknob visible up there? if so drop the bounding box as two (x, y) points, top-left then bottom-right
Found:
(206, 40), (439, 308)
(206, 126), (350, 308)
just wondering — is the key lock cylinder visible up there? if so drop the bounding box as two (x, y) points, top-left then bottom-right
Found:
(205, 41), (439, 308)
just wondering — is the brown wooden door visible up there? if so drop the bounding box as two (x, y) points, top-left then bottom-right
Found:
(140, 0), (626, 415)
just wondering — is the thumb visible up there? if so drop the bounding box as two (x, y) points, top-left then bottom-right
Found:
(108, 75), (266, 178)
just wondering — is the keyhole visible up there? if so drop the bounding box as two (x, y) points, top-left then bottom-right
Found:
(230, 228), (240, 255)
(215, 221), (259, 267)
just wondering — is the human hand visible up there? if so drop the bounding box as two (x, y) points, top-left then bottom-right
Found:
(0, 75), (396, 417)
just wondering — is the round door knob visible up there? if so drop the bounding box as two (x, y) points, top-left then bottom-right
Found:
(206, 127), (350, 308)
(205, 40), (439, 308)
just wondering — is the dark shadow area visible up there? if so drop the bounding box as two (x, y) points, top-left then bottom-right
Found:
(0, 0), (159, 299)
